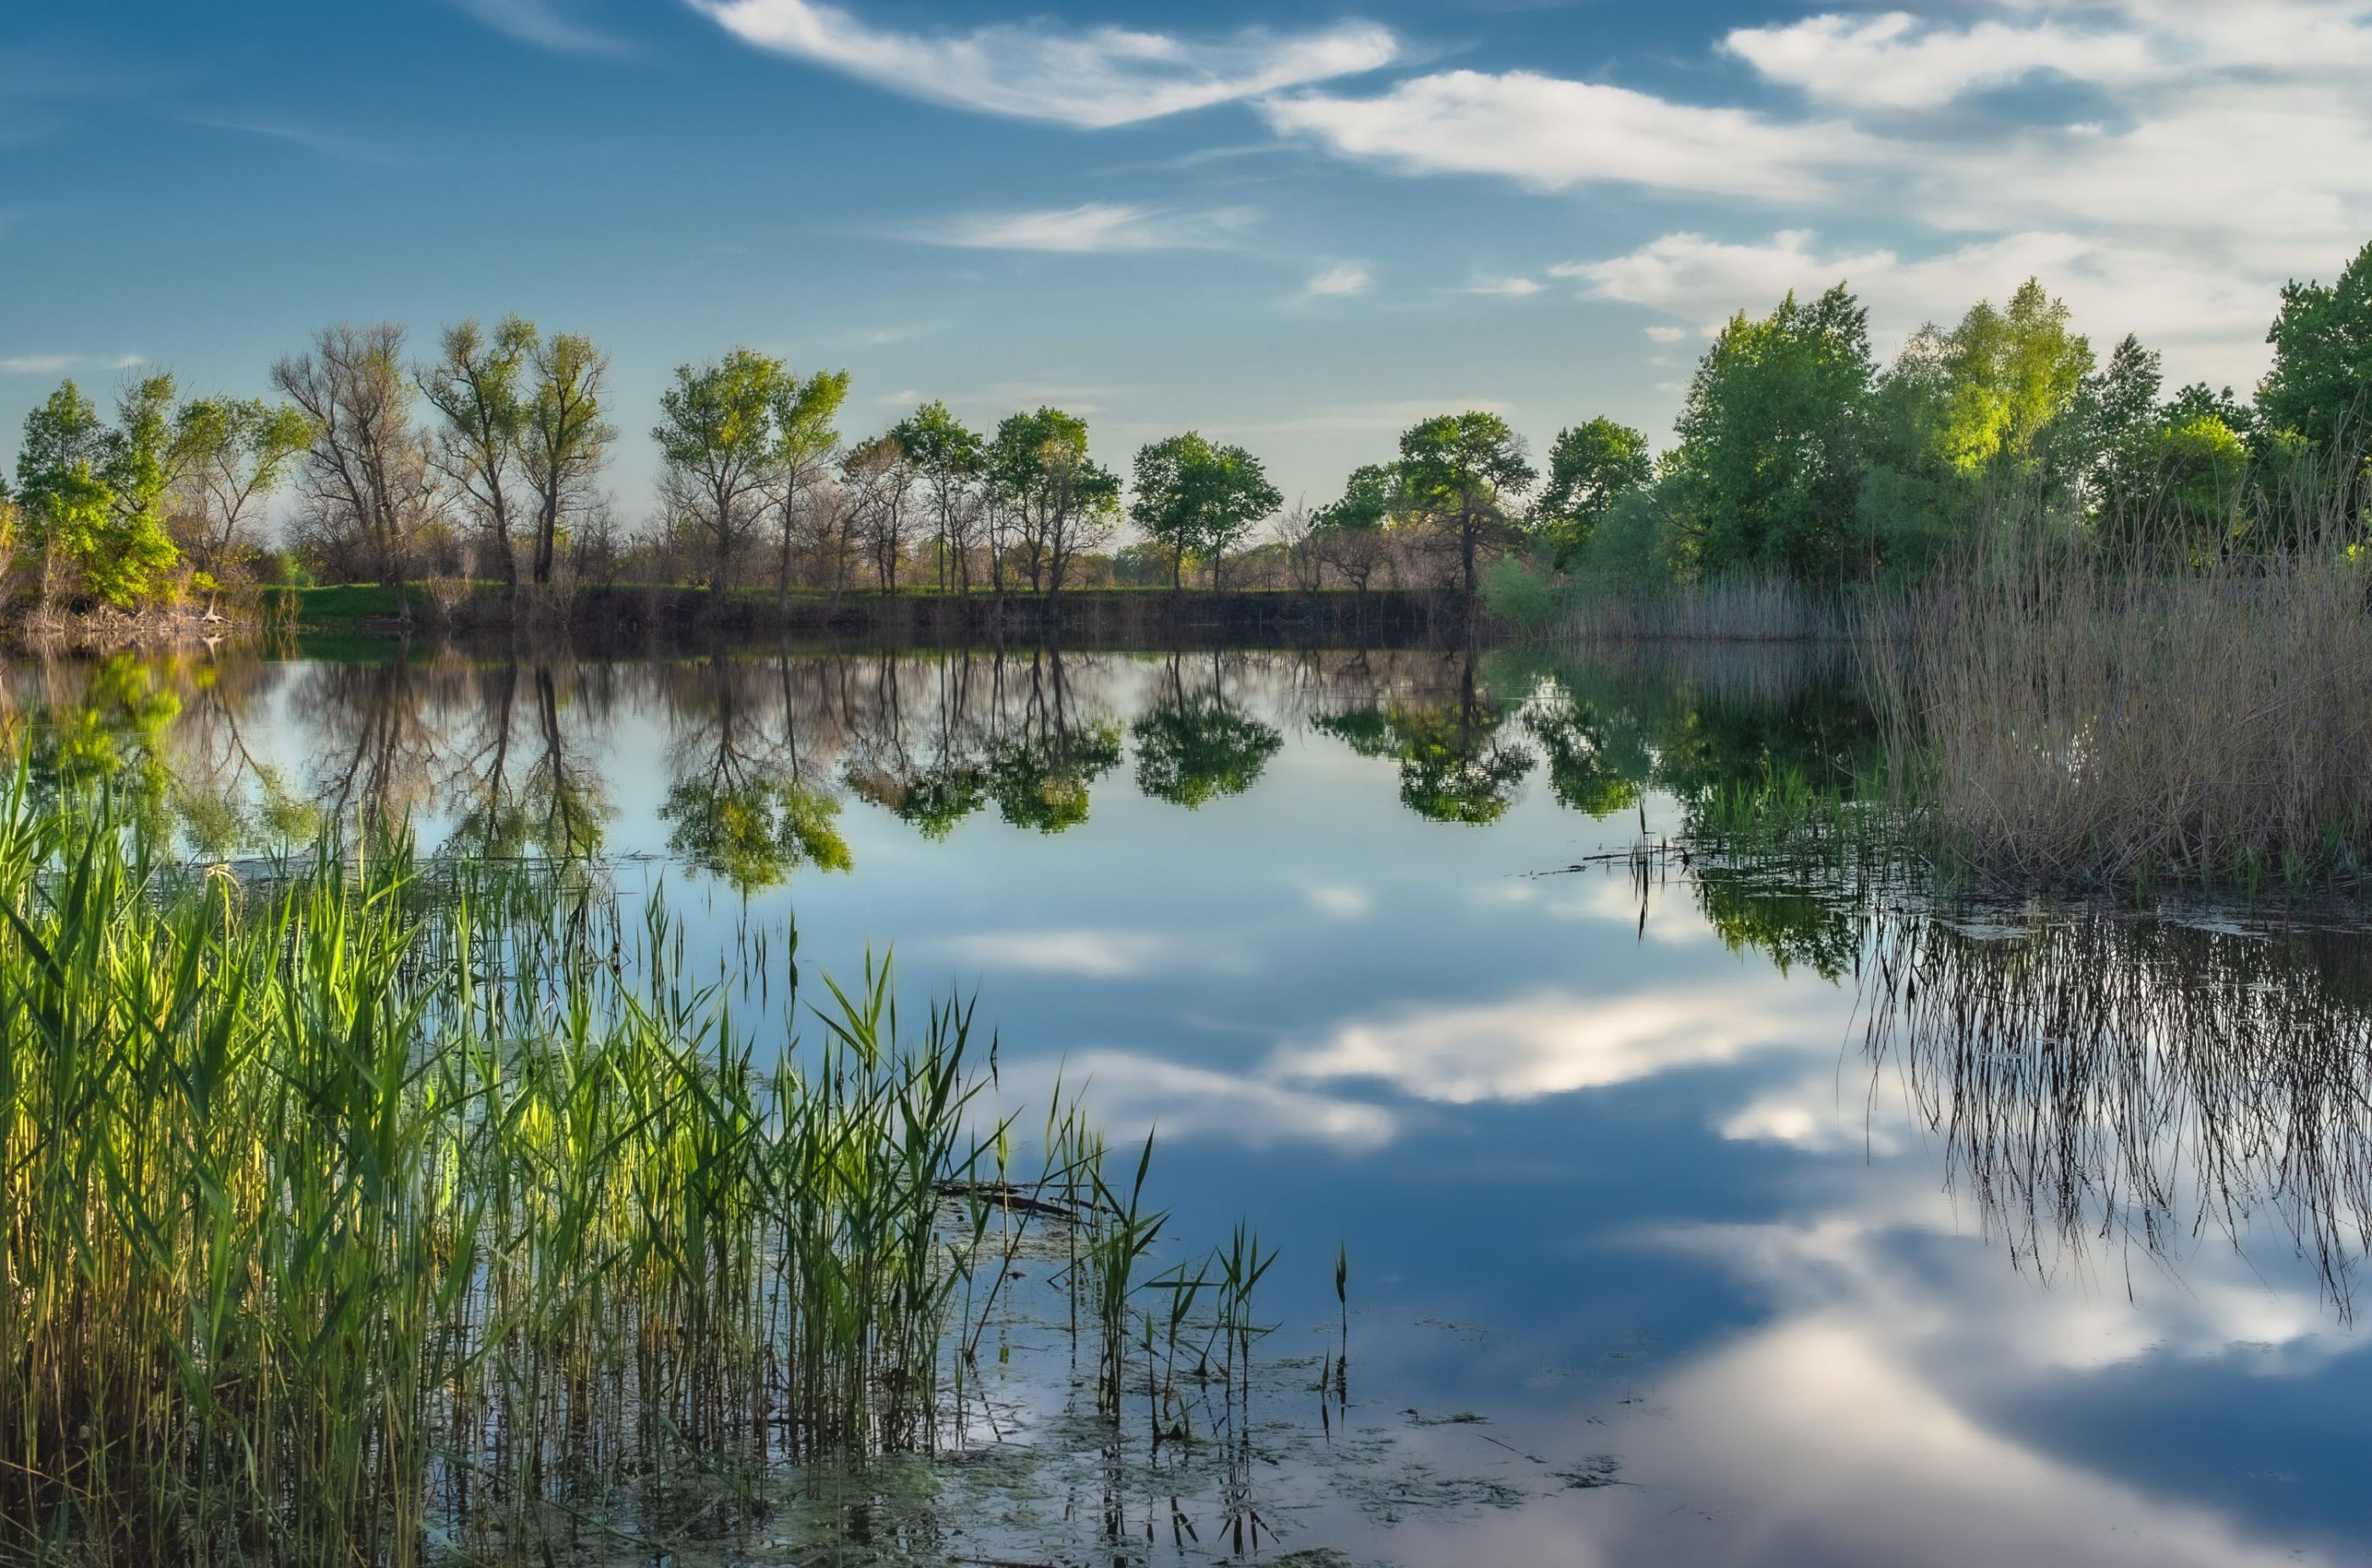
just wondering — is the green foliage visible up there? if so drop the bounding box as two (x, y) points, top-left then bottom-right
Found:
(168, 392), (313, 573)
(1395, 411), (1537, 593)
(1128, 431), (1282, 590)
(1477, 552), (1562, 629)
(1533, 417), (1651, 566)
(1314, 462), (1397, 534)
(13, 376), (181, 606)
(1314, 673), (1535, 825)
(1663, 285), (1874, 580)
(1130, 676), (1283, 807)
(1935, 278), (2093, 479)
(660, 774), (852, 892)
(988, 720), (1123, 833)
(2257, 239), (2372, 458)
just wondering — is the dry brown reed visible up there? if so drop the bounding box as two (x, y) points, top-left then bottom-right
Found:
(1866, 519), (2372, 886)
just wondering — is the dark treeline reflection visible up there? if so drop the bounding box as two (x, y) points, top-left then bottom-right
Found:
(0, 643), (1880, 889)
(1861, 906), (2372, 1314)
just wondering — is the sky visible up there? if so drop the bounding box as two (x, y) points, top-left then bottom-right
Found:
(3, 0), (2369, 519)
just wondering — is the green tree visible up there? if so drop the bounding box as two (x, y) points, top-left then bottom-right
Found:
(1128, 432), (1283, 592)
(1936, 278), (2093, 482)
(1311, 462), (1399, 593)
(1395, 412), (1536, 596)
(988, 722), (1123, 833)
(14, 377), (181, 607)
(1664, 285), (1874, 579)
(167, 395), (313, 581)
(890, 401), (985, 593)
(521, 329), (615, 589)
(1533, 418), (1651, 568)
(989, 407), (1120, 601)
(770, 368), (851, 605)
(421, 315), (535, 596)
(2256, 240), (2372, 463)
(653, 348), (787, 590)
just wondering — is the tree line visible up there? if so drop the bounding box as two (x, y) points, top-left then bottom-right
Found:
(5, 237), (2367, 625)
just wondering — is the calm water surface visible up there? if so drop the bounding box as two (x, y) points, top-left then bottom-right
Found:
(11, 642), (2372, 1566)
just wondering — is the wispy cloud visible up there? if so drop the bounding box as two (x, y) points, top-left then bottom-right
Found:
(0, 352), (144, 375)
(447, 0), (627, 55)
(1302, 261), (1372, 298)
(911, 202), (1257, 253)
(1643, 324), (1689, 343)
(1467, 276), (1543, 296)
(929, 928), (1256, 978)
(179, 114), (403, 165)
(1261, 69), (1876, 201)
(689, 0), (1397, 128)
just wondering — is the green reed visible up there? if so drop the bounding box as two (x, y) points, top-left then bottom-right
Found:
(0, 773), (1176, 1565)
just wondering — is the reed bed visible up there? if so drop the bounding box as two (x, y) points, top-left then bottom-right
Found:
(0, 778), (1200, 1565)
(1866, 527), (2372, 888)
(1560, 573), (1850, 644)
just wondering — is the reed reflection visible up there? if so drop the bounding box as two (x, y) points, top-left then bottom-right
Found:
(1859, 906), (2372, 1314)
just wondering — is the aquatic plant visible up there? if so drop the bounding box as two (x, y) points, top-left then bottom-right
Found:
(0, 773), (1205, 1565)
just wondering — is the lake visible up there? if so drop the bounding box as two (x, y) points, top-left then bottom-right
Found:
(9, 639), (2370, 1567)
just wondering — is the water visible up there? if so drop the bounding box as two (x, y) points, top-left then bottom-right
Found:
(10, 640), (2372, 1566)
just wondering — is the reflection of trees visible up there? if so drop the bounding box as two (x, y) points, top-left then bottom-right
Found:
(440, 662), (614, 862)
(1863, 907), (2372, 1314)
(986, 649), (1122, 834)
(1523, 681), (1648, 819)
(298, 657), (446, 830)
(1131, 654), (1281, 809)
(1311, 649), (1532, 824)
(659, 657), (850, 892)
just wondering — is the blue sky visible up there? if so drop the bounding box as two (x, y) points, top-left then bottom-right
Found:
(4, 0), (2368, 516)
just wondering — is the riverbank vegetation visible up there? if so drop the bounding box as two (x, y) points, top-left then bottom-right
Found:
(8, 242), (2362, 645)
(0, 778), (1251, 1564)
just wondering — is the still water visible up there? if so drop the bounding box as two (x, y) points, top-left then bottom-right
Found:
(11, 642), (2372, 1566)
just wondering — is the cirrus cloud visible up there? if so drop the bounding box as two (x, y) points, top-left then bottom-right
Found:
(690, 0), (1398, 128)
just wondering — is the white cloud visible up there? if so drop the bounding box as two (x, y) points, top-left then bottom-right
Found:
(0, 354), (76, 374)
(690, 0), (1397, 128)
(930, 928), (1254, 978)
(1303, 261), (1372, 298)
(995, 1050), (1394, 1150)
(911, 202), (1258, 253)
(1275, 980), (1835, 1105)
(1467, 276), (1544, 297)
(1643, 324), (1688, 343)
(1725, 11), (2158, 110)
(448, 0), (627, 55)
(1305, 884), (1371, 917)
(1558, 227), (2281, 385)
(1260, 69), (1876, 200)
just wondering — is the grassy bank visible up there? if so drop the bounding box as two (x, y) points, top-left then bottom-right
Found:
(0, 782), (1204, 1565)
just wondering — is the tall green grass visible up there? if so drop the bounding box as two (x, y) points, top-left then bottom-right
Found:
(0, 777), (1205, 1564)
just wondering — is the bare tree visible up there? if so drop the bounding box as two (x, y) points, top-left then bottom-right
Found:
(842, 433), (918, 591)
(274, 323), (444, 622)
